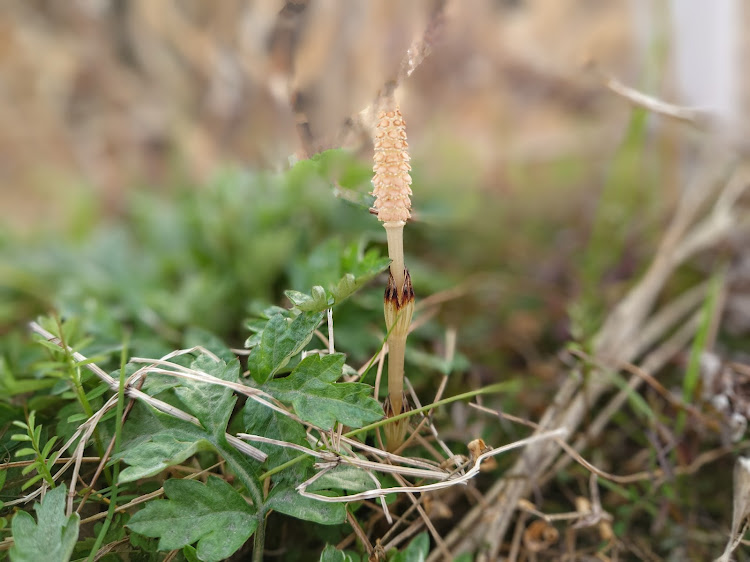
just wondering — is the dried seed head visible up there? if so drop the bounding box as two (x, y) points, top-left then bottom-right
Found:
(372, 107), (412, 223)
(384, 269), (415, 336)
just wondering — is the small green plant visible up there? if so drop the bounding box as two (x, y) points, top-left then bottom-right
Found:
(10, 412), (58, 491)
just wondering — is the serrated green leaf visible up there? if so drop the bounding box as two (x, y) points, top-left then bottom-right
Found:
(265, 484), (346, 525)
(295, 287), (332, 312)
(264, 354), (382, 430)
(116, 404), (214, 483)
(285, 286), (331, 312)
(119, 433), (207, 484)
(127, 476), (257, 562)
(246, 311), (323, 384)
(391, 532), (429, 562)
(242, 398), (310, 483)
(9, 485), (80, 562)
(173, 355), (238, 436)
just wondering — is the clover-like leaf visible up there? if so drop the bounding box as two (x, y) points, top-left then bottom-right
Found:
(264, 354), (382, 430)
(127, 476), (257, 562)
(246, 311), (324, 384)
(9, 485), (79, 562)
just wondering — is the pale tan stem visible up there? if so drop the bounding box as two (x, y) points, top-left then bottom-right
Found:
(384, 221), (406, 296)
(388, 335), (407, 415)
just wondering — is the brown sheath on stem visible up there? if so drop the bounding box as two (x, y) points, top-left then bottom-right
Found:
(384, 270), (414, 420)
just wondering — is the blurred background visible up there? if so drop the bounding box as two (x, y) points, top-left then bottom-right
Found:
(4, 0), (745, 231)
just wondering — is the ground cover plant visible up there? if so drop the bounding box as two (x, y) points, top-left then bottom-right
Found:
(3, 4), (750, 562)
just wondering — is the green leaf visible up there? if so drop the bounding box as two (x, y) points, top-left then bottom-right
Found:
(242, 397), (353, 525)
(9, 485), (80, 562)
(14, 448), (37, 458)
(330, 251), (390, 304)
(264, 354), (382, 430)
(66, 413), (88, 424)
(287, 242), (390, 314)
(320, 544), (356, 562)
(246, 311), (324, 383)
(183, 544), (201, 562)
(173, 355), (239, 436)
(41, 436), (58, 460)
(20, 473), (44, 491)
(391, 532), (429, 562)
(127, 476), (257, 562)
(117, 404), (214, 483)
(307, 464), (378, 494)
(265, 484), (346, 525)
(183, 327), (237, 363)
(242, 397), (310, 482)
(285, 286), (331, 312)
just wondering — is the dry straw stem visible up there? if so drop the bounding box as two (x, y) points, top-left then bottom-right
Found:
(435, 148), (749, 560)
(588, 64), (714, 130)
(717, 457), (750, 562)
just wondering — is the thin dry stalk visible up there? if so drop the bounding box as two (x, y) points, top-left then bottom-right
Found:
(297, 429), (567, 503)
(593, 66), (714, 129)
